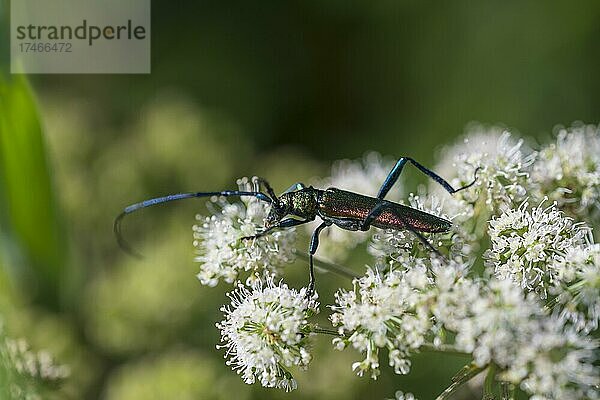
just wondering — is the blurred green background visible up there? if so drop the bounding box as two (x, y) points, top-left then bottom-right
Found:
(0, 1), (599, 399)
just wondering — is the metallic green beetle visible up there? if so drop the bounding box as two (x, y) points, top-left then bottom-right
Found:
(115, 157), (479, 294)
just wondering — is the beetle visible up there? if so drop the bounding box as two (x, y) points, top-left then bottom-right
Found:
(115, 157), (479, 294)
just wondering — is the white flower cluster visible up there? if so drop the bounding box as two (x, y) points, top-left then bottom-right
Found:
(0, 333), (70, 383)
(433, 125), (535, 214)
(306, 152), (402, 262)
(331, 262), (598, 399)
(330, 261), (434, 379)
(330, 261), (475, 379)
(551, 244), (600, 333)
(196, 122), (600, 397)
(474, 281), (598, 400)
(518, 320), (598, 400)
(485, 200), (590, 298)
(193, 178), (296, 286)
(217, 278), (318, 391)
(531, 123), (600, 220)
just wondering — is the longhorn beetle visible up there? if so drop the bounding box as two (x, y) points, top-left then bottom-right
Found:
(115, 157), (479, 294)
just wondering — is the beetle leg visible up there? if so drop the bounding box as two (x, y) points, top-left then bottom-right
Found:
(307, 220), (332, 296)
(377, 157), (481, 200)
(359, 200), (388, 231)
(403, 225), (446, 260)
(360, 156), (480, 236)
(241, 217), (311, 241)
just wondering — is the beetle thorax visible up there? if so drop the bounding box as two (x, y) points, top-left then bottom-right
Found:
(264, 189), (319, 228)
(280, 190), (318, 219)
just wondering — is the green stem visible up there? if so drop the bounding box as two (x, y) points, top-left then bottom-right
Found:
(436, 363), (486, 400)
(500, 382), (515, 400)
(483, 364), (496, 399)
(312, 327), (342, 337)
(420, 343), (471, 358)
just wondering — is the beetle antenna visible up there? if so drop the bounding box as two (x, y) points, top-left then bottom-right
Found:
(114, 190), (273, 258)
(453, 166), (482, 193)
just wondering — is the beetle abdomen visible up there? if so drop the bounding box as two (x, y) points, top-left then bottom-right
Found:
(318, 188), (452, 233)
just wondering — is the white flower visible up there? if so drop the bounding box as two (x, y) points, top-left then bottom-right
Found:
(217, 278), (318, 391)
(551, 244), (600, 333)
(193, 177), (296, 286)
(433, 124), (535, 213)
(306, 152), (402, 262)
(485, 200), (590, 298)
(531, 123), (600, 220)
(387, 390), (417, 400)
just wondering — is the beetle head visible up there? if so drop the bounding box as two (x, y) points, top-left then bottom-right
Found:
(265, 205), (284, 228)
(264, 194), (292, 228)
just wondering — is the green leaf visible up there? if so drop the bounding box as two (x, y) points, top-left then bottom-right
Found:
(0, 1), (8, 75)
(0, 74), (66, 306)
